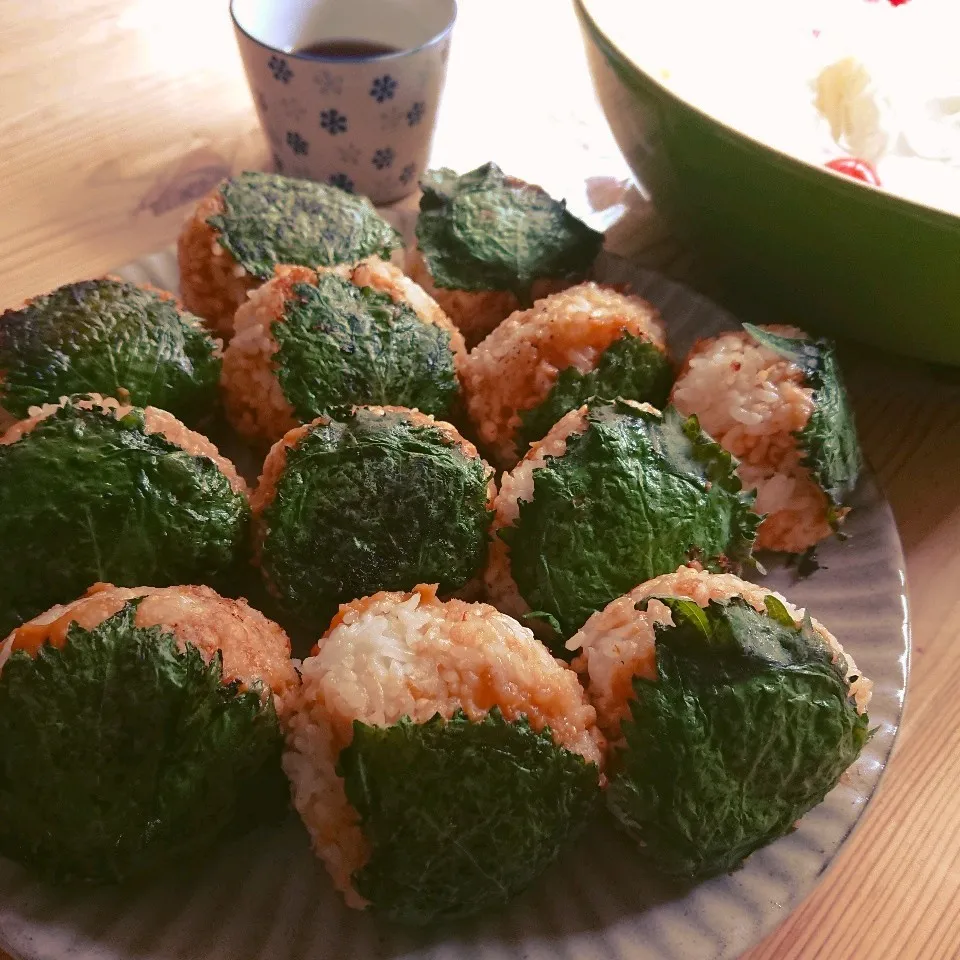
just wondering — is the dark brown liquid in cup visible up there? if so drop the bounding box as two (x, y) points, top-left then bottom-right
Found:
(295, 39), (400, 58)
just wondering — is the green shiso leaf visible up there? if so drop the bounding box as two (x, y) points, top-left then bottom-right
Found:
(207, 172), (402, 280)
(338, 707), (600, 925)
(501, 402), (760, 649)
(763, 593), (798, 629)
(608, 597), (869, 878)
(260, 408), (492, 635)
(272, 274), (460, 423)
(743, 324), (862, 512)
(0, 402), (250, 636)
(516, 334), (674, 453)
(0, 601), (286, 884)
(416, 163), (604, 298)
(0, 279), (221, 423)
(522, 610), (563, 635)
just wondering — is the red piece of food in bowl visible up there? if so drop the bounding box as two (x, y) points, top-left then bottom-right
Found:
(825, 157), (882, 187)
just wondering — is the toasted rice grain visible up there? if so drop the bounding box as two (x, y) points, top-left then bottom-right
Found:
(3, 582), (296, 695)
(221, 259), (464, 447)
(567, 564), (872, 743)
(177, 189), (260, 339)
(671, 325), (835, 553)
(278, 584), (604, 905)
(464, 282), (668, 466)
(0, 394), (248, 496)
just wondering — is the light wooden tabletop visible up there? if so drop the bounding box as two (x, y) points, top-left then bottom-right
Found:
(1, 1), (958, 958)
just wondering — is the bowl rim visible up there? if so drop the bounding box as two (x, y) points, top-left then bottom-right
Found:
(575, 0), (960, 228)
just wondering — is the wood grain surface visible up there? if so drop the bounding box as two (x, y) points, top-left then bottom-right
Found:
(0, 0), (957, 957)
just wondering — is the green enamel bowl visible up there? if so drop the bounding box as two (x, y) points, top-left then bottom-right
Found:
(575, 0), (960, 365)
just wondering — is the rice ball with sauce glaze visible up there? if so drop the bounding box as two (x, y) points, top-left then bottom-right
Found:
(0, 582), (296, 883)
(221, 258), (466, 446)
(671, 324), (862, 553)
(486, 399), (760, 654)
(177, 172), (402, 337)
(567, 565), (871, 878)
(410, 163), (604, 347)
(279, 584), (603, 924)
(252, 405), (495, 637)
(0, 395), (249, 636)
(463, 282), (673, 467)
(0, 277), (221, 432)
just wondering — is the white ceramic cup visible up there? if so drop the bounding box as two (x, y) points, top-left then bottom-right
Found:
(231, 0), (456, 204)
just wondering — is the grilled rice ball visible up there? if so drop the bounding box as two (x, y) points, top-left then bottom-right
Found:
(568, 565), (871, 878)
(221, 258), (465, 447)
(252, 405), (495, 636)
(486, 399), (760, 654)
(410, 162), (604, 346)
(0, 583), (296, 883)
(280, 584), (603, 924)
(463, 282), (672, 467)
(0, 277), (220, 431)
(671, 324), (862, 553)
(0, 395), (249, 636)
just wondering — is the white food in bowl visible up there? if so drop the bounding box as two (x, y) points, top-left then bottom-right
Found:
(588, 0), (960, 216)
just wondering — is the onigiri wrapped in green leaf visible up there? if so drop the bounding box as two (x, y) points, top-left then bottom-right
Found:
(252, 405), (495, 636)
(280, 584), (603, 924)
(671, 323), (862, 553)
(486, 399), (760, 653)
(463, 282), (673, 467)
(0, 395), (250, 635)
(221, 259), (465, 446)
(568, 565), (871, 877)
(0, 583), (297, 883)
(0, 278), (221, 430)
(408, 162), (604, 345)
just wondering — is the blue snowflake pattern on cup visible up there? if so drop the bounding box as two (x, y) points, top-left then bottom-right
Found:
(320, 109), (348, 135)
(371, 147), (395, 170)
(286, 132), (309, 155)
(268, 56), (293, 83)
(328, 173), (356, 193)
(407, 101), (425, 127)
(370, 75), (398, 103)
(399, 162), (417, 185)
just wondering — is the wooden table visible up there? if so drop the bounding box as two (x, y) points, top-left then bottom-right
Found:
(1, 1), (958, 957)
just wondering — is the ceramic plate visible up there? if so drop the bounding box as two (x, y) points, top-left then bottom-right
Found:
(0, 240), (910, 960)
